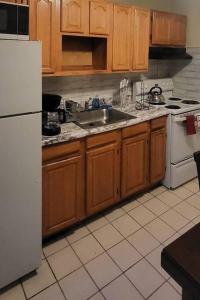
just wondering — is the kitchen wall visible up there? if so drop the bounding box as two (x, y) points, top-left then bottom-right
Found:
(170, 49), (200, 100)
(43, 60), (170, 106)
(169, 0), (200, 100)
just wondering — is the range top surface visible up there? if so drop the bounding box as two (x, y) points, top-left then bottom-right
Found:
(151, 97), (200, 114)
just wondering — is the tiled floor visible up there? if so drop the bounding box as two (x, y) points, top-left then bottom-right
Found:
(1, 179), (200, 300)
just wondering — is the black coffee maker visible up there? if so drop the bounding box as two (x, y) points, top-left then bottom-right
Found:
(42, 94), (62, 136)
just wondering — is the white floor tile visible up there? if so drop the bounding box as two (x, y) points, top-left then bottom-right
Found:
(129, 205), (156, 226)
(66, 226), (90, 244)
(186, 194), (200, 210)
(157, 191), (182, 207)
(59, 267), (98, 300)
(163, 233), (180, 247)
(168, 278), (182, 294)
(86, 216), (109, 232)
(108, 240), (142, 271)
(184, 181), (199, 193)
(89, 292), (105, 300)
(102, 275), (143, 300)
(178, 222), (194, 235)
(137, 192), (154, 204)
(0, 283), (25, 300)
(104, 207), (125, 222)
(174, 201), (200, 221)
(72, 235), (104, 264)
(112, 214), (141, 237)
(85, 253), (121, 289)
(149, 282), (181, 300)
(160, 209), (189, 231)
(171, 186), (193, 200)
(145, 218), (175, 243)
(121, 199), (141, 212)
(150, 186), (167, 196)
(43, 238), (68, 257)
(93, 224), (123, 250)
(22, 260), (56, 299)
(125, 259), (165, 298)
(144, 197), (169, 216)
(146, 245), (170, 279)
(31, 283), (65, 300)
(128, 228), (160, 256)
(193, 215), (200, 224)
(47, 246), (81, 280)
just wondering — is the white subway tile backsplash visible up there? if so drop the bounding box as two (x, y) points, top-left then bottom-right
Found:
(170, 48), (200, 99)
(42, 60), (170, 105)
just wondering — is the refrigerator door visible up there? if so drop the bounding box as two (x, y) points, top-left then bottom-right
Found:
(0, 40), (41, 117)
(0, 113), (41, 288)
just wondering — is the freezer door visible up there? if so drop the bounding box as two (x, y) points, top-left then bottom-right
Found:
(0, 40), (41, 117)
(0, 113), (41, 288)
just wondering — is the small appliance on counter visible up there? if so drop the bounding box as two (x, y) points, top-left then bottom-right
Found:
(42, 94), (62, 136)
(148, 84), (166, 105)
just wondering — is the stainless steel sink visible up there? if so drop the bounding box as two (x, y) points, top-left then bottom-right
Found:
(72, 108), (136, 129)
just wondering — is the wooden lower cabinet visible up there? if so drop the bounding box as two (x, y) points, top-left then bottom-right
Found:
(150, 127), (166, 184)
(86, 132), (121, 215)
(42, 142), (85, 237)
(42, 117), (167, 237)
(121, 132), (149, 198)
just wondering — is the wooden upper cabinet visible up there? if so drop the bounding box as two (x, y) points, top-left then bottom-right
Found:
(112, 4), (132, 71)
(133, 7), (150, 71)
(151, 11), (171, 45)
(29, 0), (59, 74)
(170, 14), (187, 46)
(61, 0), (88, 34)
(121, 131), (149, 198)
(89, 1), (111, 35)
(152, 11), (187, 46)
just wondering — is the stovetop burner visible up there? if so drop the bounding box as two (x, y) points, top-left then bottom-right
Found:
(150, 102), (166, 105)
(168, 97), (182, 101)
(181, 100), (200, 105)
(165, 105), (181, 110)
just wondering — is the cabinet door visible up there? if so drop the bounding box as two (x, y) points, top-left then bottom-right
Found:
(61, 0), (88, 34)
(112, 5), (132, 71)
(133, 7), (150, 70)
(43, 155), (84, 237)
(151, 11), (171, 45)
(121, 133), (149, 198)
(89, 1), (110, 35)
(170, 15), (186, 46)
(150, 128), (166, 184)
(29, 0), (59, 74)
(87, 143), (120, 215)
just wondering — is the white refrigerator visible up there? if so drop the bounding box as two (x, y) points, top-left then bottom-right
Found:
(0, 40), (42, 289)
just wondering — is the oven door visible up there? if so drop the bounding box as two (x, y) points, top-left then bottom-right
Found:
(171, 112), (200, 164)
(0, 3), (18, 39)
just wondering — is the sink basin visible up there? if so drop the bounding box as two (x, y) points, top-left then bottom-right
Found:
(73, 108), (136, 129)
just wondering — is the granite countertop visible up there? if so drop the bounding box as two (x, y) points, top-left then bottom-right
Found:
(42, 105), (169, 147)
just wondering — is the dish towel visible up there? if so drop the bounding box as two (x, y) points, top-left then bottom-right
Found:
(186, 115), (196, 135)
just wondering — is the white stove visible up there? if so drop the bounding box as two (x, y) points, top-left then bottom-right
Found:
(134, 78), (200, 189)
